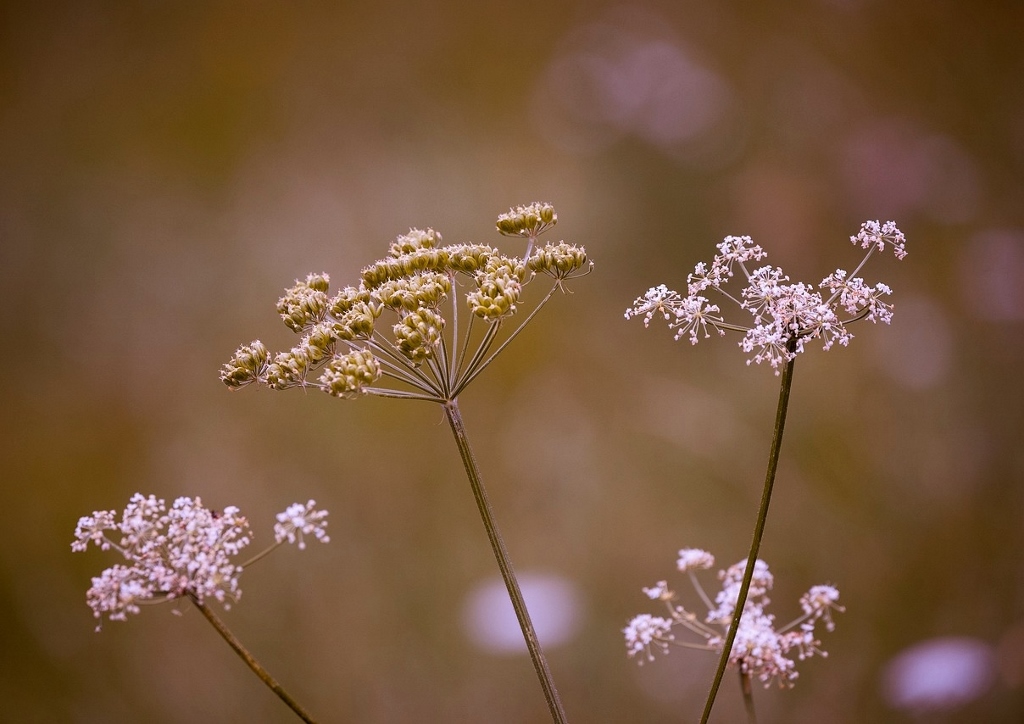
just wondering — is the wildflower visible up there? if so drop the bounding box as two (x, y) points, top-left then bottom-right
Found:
(677, 548), (715, 573)
(624, 613), (674, 663)
(623, 548), (843, 688)
(626, 222), (906, 372)
(222, 205), (592, 403)
(274, 500), (331, 550)
(73, 494), (328, 627)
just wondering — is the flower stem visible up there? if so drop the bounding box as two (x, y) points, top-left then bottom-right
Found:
(700, 348), (797, 724)
(442, 398), (568, 724)
(190, 595), (320, 724)
(740, 670), (758, 724)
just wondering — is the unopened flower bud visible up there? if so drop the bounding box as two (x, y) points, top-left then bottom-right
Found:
(467, 263), (523, 321)
(448, 244), (497, 274)
(277, 275), (331, 333)
(388, 228), (443, 257)
(319, 350), (381, 397)
(220, 340), (269, 387)
(528, 241), (590, 279)
(496, 202), (557, 239)
(266, 347), (313, 389)
(333, 301), (379, 340)
(394, 308), (445, 363)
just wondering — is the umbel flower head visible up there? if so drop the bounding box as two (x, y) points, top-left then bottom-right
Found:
(221, 204), (592, 402)
(625, 221), (906, 372)
(623, 548), (844, 688)
(72, 494), (329, 628)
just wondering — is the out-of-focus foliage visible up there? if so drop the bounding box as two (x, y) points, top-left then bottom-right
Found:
(2, 2), (1023, 722)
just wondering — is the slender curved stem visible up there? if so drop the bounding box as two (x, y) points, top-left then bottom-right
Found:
(699, 347), (797, 724)
(442, 399), (568, 724)
(190, 595), (319, 724)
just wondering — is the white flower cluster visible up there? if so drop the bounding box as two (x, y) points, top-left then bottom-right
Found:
(623, 548), (844, 687)
(73, 494), (329, 627)
(274, 500), (331, 549)
(625, 222), (906, 371)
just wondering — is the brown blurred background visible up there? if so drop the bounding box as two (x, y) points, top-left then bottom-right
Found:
(2, 1), (1023, 722)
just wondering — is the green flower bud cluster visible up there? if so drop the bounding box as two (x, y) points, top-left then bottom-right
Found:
(394, 307), (445, 364)
(221, 340), (269, 388)
(303, 322), (337, 361)
(222, 203), (592, 401)
(329, 285), (374, 316)
(265, 346), (315, 390)
(361, 247), (452, 288)
(388, 227), (442, 257)
(375, 271), (452, 312)
(319, 350), (381, 398)
(467, 256), (526, 321)
(528, 241), (591, 280)
(333, 302), (379, 341)
(277, 273), (331, 333)
(496, 202), (557, 239)
(446, 244), (500, 274)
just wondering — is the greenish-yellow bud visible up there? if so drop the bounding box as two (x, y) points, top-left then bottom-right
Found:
(528, 241), (591, 279)
(265, 346), (313, 389)
(305, 272), (330, 293)
(220, 340), (269, 387)
(277, 274), (331, 333)
(394, 308), (446, 364)
(333, 301), (379, 340)
(388, 228), (443, 257)
(447, 243), (497, 274)
(467, 267), (522, 321)
(329, 285), (372, 316)
(319, 349), (381, 398)
(495, 202), (557, 239)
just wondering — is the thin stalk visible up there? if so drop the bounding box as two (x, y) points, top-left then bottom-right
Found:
(454, 320), (501, 391)
(454, 303), (477, 382)
(442, 399), (568, 724)
(447, 274), (460, 389)
(452, 284), (558, 396)
(740, 670), (758, 724)
(366, 335), (439, 393)
(238, 542), (284, 569)
(364, 387), (443, 402)
(190, 595), (319, 724)
(699, 346), (797, 724)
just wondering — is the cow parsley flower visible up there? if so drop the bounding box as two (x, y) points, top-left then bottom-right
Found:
(274, 500), (331, 549)
(626, 221), (906, 372)
(73, 494), (329, 628)
(623, 548), (844, 688)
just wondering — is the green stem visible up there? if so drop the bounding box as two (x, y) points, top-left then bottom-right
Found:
(740, 670), (758, 724)
(699, 349), (797, 724)
(442, 399), (568, 724)
(190, 595), (320, 724)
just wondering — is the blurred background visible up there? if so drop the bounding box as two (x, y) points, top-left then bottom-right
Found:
(2, 1), (1023, 722)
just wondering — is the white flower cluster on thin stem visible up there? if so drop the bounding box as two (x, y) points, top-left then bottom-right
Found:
(623, 548), (844, 688)
(625, 221), (906, 372)
(72, 494), (329, 628)
(274, 500), (331, 549)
